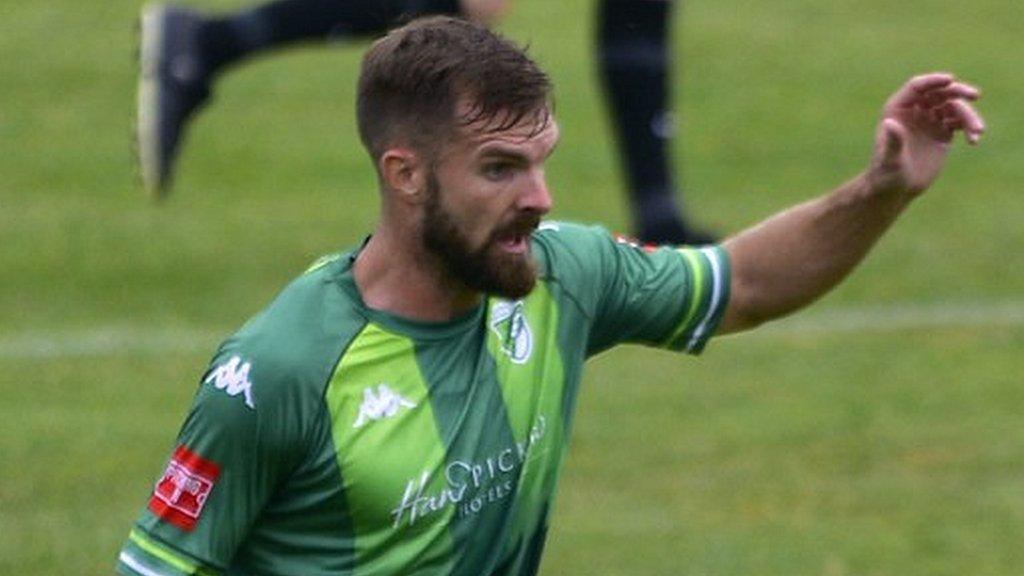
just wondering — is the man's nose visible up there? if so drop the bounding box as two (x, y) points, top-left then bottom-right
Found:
(519, 170), (552, 215)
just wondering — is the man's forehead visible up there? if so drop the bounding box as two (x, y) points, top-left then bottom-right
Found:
(456, 106), (560, 151)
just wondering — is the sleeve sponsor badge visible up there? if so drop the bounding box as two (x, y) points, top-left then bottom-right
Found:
(614, 233), (658, 253)
(148, 445), (221, 531)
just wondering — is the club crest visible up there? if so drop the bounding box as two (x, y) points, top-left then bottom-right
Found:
(490, 299), (533, 364)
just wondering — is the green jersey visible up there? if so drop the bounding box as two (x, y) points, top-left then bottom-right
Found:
(117, 222), (731, 576)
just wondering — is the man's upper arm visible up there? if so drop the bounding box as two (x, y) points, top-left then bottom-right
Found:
(538, 223), (731, 356)
(116, 349), (309, 576)
(588, 239), (731, 355)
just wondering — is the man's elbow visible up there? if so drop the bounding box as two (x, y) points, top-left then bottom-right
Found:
(718, 279), (773, 335)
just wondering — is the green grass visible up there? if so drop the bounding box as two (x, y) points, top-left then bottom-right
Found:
(1, 0), (1022, 574)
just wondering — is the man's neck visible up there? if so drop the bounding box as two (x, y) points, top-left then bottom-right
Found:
(352, 230), (483, 322)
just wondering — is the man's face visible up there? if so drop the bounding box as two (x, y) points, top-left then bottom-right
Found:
(422, 107), (560, 299)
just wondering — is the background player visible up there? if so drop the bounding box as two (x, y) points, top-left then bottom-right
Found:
(138, 0), (714, 243)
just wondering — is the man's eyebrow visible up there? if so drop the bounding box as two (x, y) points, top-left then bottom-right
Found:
(477, 135), (560, 162)
(476, 145), (532, 164)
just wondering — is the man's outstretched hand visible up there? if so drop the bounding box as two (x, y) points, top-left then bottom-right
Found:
(868, 73), (985, 197)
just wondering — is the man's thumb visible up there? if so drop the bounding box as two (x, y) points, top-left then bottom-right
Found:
(881, 118), (906, 160)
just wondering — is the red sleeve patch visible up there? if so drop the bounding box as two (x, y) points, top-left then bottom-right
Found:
(148, 445), (221, 531)
(614, 233), (658, 253)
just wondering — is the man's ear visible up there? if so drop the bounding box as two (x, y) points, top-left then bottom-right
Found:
(379, 148), (427, 205)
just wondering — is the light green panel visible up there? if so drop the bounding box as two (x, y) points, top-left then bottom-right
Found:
(325, 324), (455, 575)
(486, 284), (568, 543)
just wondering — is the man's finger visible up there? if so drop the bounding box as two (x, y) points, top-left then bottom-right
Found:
(945, 99), (986, 144)
(909, 72), (956, 94)
(942, 116), (965, 131)
(888, 73), (955, 109)
(945, 100), (985, 132)
(922, 83), (982, 105)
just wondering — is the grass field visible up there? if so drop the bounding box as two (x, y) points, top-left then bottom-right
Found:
(1, 0), (1023, 574)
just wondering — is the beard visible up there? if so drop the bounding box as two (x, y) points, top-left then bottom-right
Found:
(422, 172), (539, 300)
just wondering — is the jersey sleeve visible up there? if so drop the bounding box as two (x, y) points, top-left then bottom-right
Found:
(116, 343), (312, 576)
(535, 222), (730, 356)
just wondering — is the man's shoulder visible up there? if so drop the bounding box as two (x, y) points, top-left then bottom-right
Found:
(207, 252), (367, 402)
(531, 220), (616, 280)
(532, 220), (607, 243)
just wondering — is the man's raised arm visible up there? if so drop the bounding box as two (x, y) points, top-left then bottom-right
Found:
(717, 72), (985, 334)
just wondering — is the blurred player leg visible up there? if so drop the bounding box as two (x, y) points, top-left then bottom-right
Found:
(597, 0), (714, 245)
(137, 0), (475, 198)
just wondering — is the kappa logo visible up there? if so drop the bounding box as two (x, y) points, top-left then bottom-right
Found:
(353, 384), (417, 428)
(490, 299), (533, 364)
(204, 355), (256, 409)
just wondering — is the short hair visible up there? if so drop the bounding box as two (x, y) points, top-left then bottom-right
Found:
(356, 16), (553, 164)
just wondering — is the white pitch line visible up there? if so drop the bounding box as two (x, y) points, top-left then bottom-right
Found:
(1, 301), (1023, 360)
(0, 326), (222, 360)
(757, 300), (1024, 337)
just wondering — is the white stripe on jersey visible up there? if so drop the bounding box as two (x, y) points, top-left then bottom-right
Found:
(686, 247), (725, 352)
(119, 551), (171, 576)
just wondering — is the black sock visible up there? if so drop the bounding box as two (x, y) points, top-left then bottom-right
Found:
(198, 0), (462, 75)
(597, 0), (690, 236)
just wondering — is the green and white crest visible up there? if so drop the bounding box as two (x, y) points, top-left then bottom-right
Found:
(489, 299), (533, 364)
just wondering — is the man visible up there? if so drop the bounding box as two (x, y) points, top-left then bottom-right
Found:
(139, 0), (712, 243)
(117, 16), (984, 576)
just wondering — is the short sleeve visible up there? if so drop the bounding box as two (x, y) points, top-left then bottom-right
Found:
(116, 347), (309, 576)
(534, 223), (730, 356)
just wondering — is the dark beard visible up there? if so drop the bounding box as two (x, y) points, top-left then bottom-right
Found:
(422, 173), (538, 299)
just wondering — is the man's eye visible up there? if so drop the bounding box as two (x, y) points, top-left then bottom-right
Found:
(483, 163), (513, 181)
